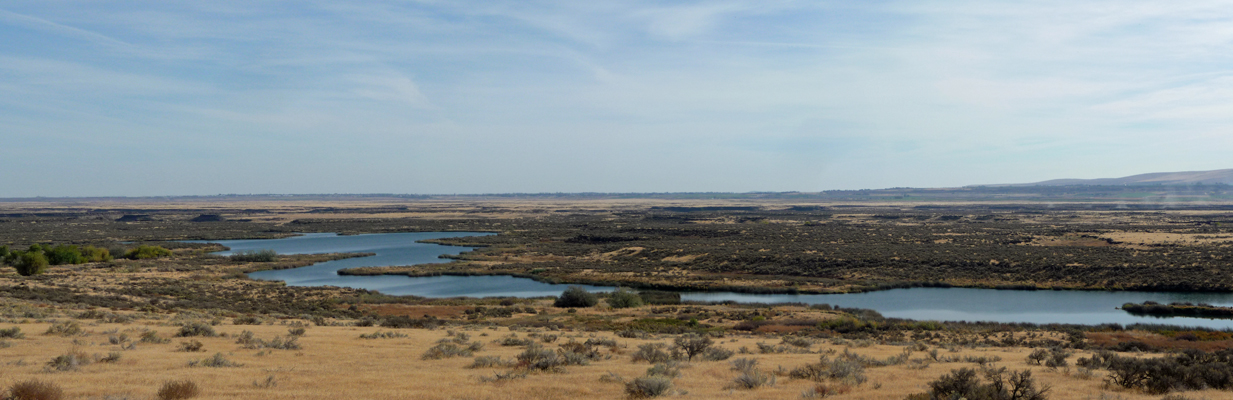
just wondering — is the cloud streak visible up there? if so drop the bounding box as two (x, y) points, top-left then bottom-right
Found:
(0, 1), (1231, 196)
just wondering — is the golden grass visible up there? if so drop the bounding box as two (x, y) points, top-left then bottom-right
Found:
(2, 318), (1230, 399)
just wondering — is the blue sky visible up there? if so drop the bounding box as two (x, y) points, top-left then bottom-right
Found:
(2, 1), (1232, 196)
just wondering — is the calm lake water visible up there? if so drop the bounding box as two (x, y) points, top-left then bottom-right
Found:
(198, 232), (1233, 328)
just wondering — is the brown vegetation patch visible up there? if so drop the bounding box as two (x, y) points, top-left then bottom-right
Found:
(361, 304), (471, 318)
(1087, 331), (1233, 352)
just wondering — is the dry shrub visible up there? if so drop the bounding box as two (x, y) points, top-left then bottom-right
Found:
(6, 380), (64, 400)
(45, 349), (89, 372)
(157, 380), (200, 400)
(44, 321), (81, 337)
(625, 376), (673, 398)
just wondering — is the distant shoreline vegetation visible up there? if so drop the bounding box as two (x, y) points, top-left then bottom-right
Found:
(1122, 301), (1233, 319)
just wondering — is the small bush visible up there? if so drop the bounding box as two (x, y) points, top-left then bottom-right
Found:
(731, 358), (759, 372)
(554, 286), (599, 308)
(700, 346), (735, 361)
(140, 330), (169, 344)
(608, 288), (644, 309)
(1026, 348), (1048, 365)
(6, 379), (64, 400)
(44, 321), (82, 337)
(731, 368), (775, 390)
(288, 328), (306, 336)
(178, 340), (205, 352)
(176, 323), (216, 337)
(625, 376), (673, 398)
(632, 343), (674, 363)
(646, 362), (683, 378)
(0, 326), (24, 339)
(422, 343), (474, 360)
(782, 336), (814, 348)
(516, 344), (565, 371)
(45, 349), (90, 372)
(157, 380), (200, 400)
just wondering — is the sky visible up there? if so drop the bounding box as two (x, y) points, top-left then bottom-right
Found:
(2, 1), (1233, 196)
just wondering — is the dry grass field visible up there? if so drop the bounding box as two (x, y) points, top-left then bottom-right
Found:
(2, 307), (1227, 400)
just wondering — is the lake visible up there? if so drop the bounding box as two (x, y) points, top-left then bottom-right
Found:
(197, 232), (1233, 328)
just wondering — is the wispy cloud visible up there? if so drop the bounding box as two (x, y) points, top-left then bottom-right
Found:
(1, 0), (1231, 196)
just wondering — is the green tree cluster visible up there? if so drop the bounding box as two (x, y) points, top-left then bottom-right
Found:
(124, 245), (173, 260)
(2, 243), (115, 276)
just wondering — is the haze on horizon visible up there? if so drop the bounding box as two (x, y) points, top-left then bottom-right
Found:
(2, 1), (1232, 197)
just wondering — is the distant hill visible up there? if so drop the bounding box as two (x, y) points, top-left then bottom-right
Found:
(988, 169), (1233, 187)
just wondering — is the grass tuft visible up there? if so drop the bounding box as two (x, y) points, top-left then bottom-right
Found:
(157, 380), (200, 400)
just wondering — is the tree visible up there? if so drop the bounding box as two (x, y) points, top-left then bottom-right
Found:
(14, 251), (48, 276)
(607, 287), (644, 309)
(45, 244), (85, 265)
(125, 245), (173, 260)
(554, 286), (598, 308)
(81, 246), (112, 263)
(673, 334), (713, 361)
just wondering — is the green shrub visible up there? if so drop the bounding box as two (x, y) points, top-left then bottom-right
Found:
(14, 251), (49, 276)
(124, 245), (173, 260)
(81, 246), (112, 263)
(157, 380), (200, 400)
(608, 288), (644, 309)
(553, 286), (598, 308)
(44, 245), (85, 265)
(6, 379), (64, 400)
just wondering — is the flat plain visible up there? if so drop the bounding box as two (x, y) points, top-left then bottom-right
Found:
(2, 197), (1233, 399)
